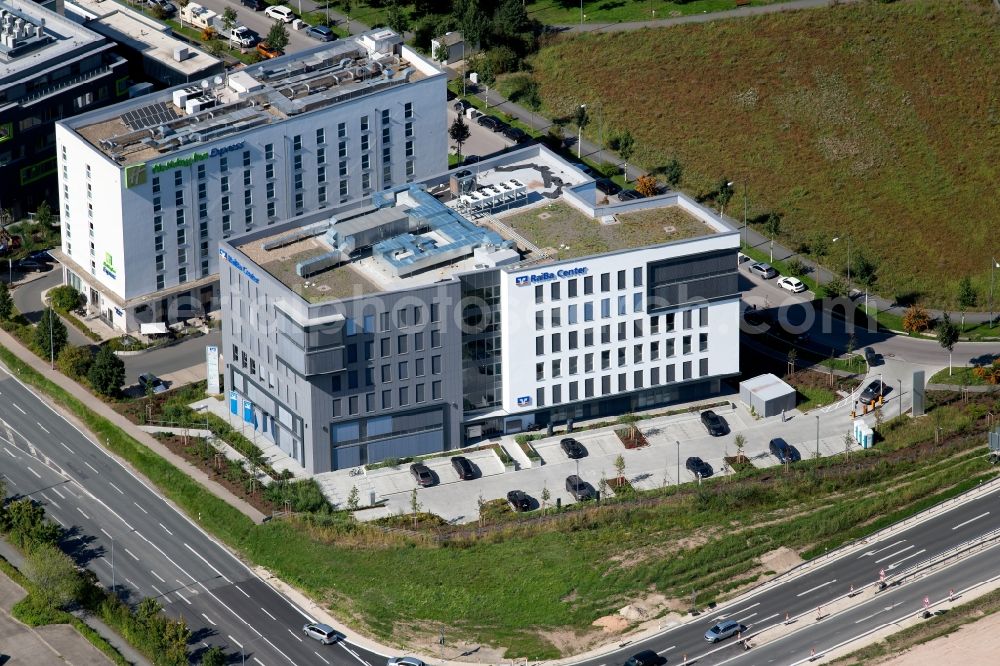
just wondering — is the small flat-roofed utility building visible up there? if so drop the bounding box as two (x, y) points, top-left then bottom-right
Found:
(740, 373), (796, 418)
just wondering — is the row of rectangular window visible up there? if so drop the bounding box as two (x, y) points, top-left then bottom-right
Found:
(535, 334), (708, 378)
(536, 326), (708, 355)
(333, 380), (441, 417)
(343, 304), (442, 336)
(534, 267), (644, 304)
(534, 359), (710, 407)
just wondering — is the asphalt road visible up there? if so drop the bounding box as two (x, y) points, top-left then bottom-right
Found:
(572, 481), (1000, 666)
(0, 364), (386, 666)
(188, 0), (320, 53)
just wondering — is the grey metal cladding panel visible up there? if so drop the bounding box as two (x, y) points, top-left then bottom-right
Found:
(276, 334), (307, 375)
(367, 429), (445, 463)
(647, 248), (739, 310)
(303, 347), (345, 376)
(651, 273), (739, 309)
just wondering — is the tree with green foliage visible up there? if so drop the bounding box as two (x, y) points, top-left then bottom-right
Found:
(0, 498), (61, 548)
(222, 7), (238, 33)
(717, 178), (734, 210)
(662, 157), (683, 188)
(937, 313), (959, 375)
(57, 344), (94, 380)
(449, 114), (471, 163)
(852, 251), (878, 290)
(266, 21), (289, 51)
(433, 40), (449, 63)
(346, 485), (360, 511)
(410, 488), (421, 528)
(34, 309), (68, 360)
(540, 485), (550, 514)
(0, 280), (12, 320)
(494, 0), (528, 41)
(88, 344), (125, 396)
(23, 542), (83, 610)
(613, 454), (626, 482)
(615, 129), (635, 182)
(957, 276), (977, 331)
(49, 285), (82, 312)
(387, 0), (409, 34)
(34, 200), (52, 227)
(824, 277), (849, 299)
(200, 646), (227, 666)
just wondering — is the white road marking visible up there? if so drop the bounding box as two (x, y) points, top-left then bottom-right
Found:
(37, 422), (49, 434)
(59, 441), (73, 453)
(12, 403), (25, 414)
(77, 507), (90, 519)
(235, 585), (251, 598)
(183, 542), (233, 584)
(314, 652), (330, 665)
(84, 461), (99, 474)
(201, 613), (216, 626)
(133, 501), (148, 514)
(174, 588), (192, 605)
(260, 607), (276, 621)
(124, 547), (139, 561)
(657, 646), (675, 655)
(151, 584), (164, 597)
(796, 579), (837, 597)
(125, 578), (138, 589)
(253, 658), (265, 666)
(289, 628), (303, 642)
(757, 613), (780, 624)
(100, 528), (112, 539)
(737, 612), (758, 623)
(858, 540), (905, 558)
(229, 635), (244, 649)
(3, 447), (14, 457)
(725, 602), (760, 618)
(27, 466), (41, 478)
(108, 482), (124, 495)
(151, 570), (166, 583)
(855, 604), (897, 624)
(887, 549), (926, 570)
(952, 512), (990, 531)
(159, 522), (173, 536)
(52, 515), (66, 527)
(875, 544), (914, 564)
(51, 487), (65, 500)
(339, 643), (372, 666)
(40, 492), (59, 509)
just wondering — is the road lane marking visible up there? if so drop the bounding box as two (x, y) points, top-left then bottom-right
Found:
(229, 635), (244, 649)
(40, 492), (59, 509)
(52, 515), (66, 527)
(59, 442), (73, 453)
(201, 613), (216, 626)
(174, 588), (191, 605)
(887, 549), (926, 570)
(125, 578), (138, 589)
(289, 628), (303, 642)
(260, 607), (276, 621)
(84, 461), (99, 474)
(855, 603), (898, 624)
(108, 482), (124, 495)
(657, 646), (675, 655)
(133, 501), (148, 514)
(875, 544), (914, 564)
(757, 613), (780, 624)
(12, 403), (25, 414)
(28, 466), (41, 478)
(51, 487), (65, 500)
(235, 585), (251, 599)
(858, 540), (905, 558)
(151, 570), (166, 583)
(77, 507), (90, 519)
(253, 659), (265, 666)
(183, 542), (233, 584)
(151, 584), (164, 597)
(159, 522), (173, 536)
(3, 447), (14, 457)
(796, 579), (837, 597)
(100, 528), (112, 539)
(314, 652), (330, 664)
(737, 612), (757, 623)
(124, 547), (139, 561)
(37, 422), (49, 434)
(952, 512), (990, 531)
(724, 602), (760, 618)
(339, 642), (372, 666)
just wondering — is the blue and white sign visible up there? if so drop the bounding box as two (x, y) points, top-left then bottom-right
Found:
(243, 399), (254, 424)
(516, 395), (532, 407)
(229, 390), (238, 414)
(206, 345), (219, 395)
(515, 266), (587, 286)
(219, 248), (260, 284)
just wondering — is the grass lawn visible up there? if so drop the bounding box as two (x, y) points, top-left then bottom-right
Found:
(928, 366), (990, 386)
(525, 0), (786, 25)
(528, 0), (1000, 307)
(796, 385), (837, 411)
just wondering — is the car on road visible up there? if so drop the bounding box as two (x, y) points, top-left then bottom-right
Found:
(704, 619), (744, 642)
(769, 437), (800, 464)
(387, 658), (425, 666)
(623, 649), (663, 666)
(306, 25), (335, 41)
(595, 178), (622, 196)
(502, 126), (529, 143)
(264, 5), (294, 22)
(410, 463), (435, 487)
(507, 490), (531, 512)
(256, 42), (282, 58)
(138, 373), (167, 395)
(859, 379), (889, 405)
(750, 262), (778, 279)
(302, 622), (337, 644)
(560, 437), (587, 459)
(566, 475), (594, 501)
(686, 457), (713, 478)
(777, 275), (807, 293)
(241, 0), (266, 9)
(476, 115), (504, 132)
(700, 410), (728, 437)
(451, 455), (475, 480)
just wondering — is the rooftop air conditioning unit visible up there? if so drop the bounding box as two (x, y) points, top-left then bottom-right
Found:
(173, 46), (190, 62)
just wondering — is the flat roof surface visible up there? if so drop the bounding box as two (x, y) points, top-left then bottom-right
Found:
(0, 0), (104, 80)
(741, 373), (795, 401)
(496, 201), (714, 261)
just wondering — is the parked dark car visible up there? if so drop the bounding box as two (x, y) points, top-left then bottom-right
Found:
(686, 457), (713, 478)
(240, 0), (266, 9)
(618, 189), (644, 201)
(138, 373), (167, 395)
(859, 379), (889, 406)
(16, 259), (46, 272)
(623, 649), (663, 666)
(462, 154), (482, 165)
(451, 455), (475, 480)
(704, 619), (744, 643)
(507, 490), (531, 512)
(769, 437), (800, 464)
(305, 25), (335, 41)
(565, 475), (595, 501)
(502, 126), (529, 143)
(410, 463), (435, 487)
(700, 410), (728, 437)
(476, 115), (503, 132)
(146, 0), (177, 16)
(26, 250), (51, 262)
(560, 437), (587, 459)
(595, 178), (622, 196)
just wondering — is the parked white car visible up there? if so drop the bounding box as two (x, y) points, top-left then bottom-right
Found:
(264, 5), (294, 22)
(777, 276), (807, 293)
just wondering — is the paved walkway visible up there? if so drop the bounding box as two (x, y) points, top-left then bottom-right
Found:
(0, 326), (267, 524)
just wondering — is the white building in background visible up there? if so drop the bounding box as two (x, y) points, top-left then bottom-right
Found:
(53, 29), (447, 333)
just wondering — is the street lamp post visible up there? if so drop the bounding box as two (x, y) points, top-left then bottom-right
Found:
(578, 103), (586, 159)
(48, 306), (54, 368)
(815, 414), (820, 459)
(991, 257), (998, 328)
(580, 0), (584, 25)
(743, 180), (749, 249)
(898, 379), (902, 418)
(675, 440), (680, 486)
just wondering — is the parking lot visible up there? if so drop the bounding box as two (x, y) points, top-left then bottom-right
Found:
(334, 392), (863, 524)
(447, 106), (523, 165)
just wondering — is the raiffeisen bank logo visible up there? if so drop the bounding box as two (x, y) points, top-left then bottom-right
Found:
(515, 266), (587, 286)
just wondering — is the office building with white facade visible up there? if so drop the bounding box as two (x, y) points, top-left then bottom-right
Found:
(53, 29), (446, 332)
(218, 146), (742, 474)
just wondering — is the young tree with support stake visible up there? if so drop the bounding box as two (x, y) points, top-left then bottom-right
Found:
(449, 114), (470, 163)
(616, 129), (635, 182)
(937, 312), (959, 375)
(957, 276), (977, 332)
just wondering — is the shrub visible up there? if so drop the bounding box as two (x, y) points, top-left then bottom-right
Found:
(903, 304), (932, 333)
(88, 344), (125, 396)
(263, 479), (331, 513)
(57, 344), (94, 380)
(33, 309), (68, 359)
(786, 257), (808, 277)
(634, 174), (658, 197)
